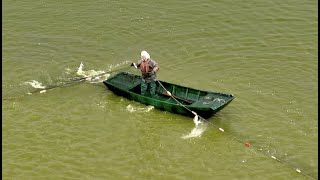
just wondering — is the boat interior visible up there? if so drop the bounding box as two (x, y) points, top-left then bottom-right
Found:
(129, 81), (207, 106)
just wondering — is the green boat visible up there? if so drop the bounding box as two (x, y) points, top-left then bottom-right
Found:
(103, 72), (235, 118)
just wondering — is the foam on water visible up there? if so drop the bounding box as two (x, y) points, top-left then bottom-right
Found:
(24, 80), (46, 89)
(126, 104), (154, 113)
(182, 123), (208, 139)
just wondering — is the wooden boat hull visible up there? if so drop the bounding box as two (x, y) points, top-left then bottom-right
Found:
(103, 72), (235, 119)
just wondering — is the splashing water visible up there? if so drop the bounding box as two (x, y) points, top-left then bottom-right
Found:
(193, 114), (202, 127)
(182, 123), (208, 139)
(20, 61), (127, 96)
(24, 80), (46, 89)
(126, 104), (154, 113)
(182, 115), (208, 139)
(76, 62), (110, 83)
(106, 60), (130, 71)
(76, 61), (131, 83)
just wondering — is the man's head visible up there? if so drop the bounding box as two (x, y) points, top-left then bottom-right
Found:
(141, 50), (150, 61)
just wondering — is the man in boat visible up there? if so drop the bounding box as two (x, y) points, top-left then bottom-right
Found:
(132, 50), (159, 97)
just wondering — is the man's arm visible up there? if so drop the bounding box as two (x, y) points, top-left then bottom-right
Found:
(151, 60), (159, 72)
(132, 60), (142, 69)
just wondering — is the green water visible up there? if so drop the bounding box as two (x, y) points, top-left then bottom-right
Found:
(3, 0), (318, 179)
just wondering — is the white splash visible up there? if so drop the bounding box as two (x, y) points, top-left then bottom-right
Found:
(77, 62), (84, 74)
(25, 80), (46, 89)
(182, 115), (207, 139)
(126, 104), (154, 113)
(76, 62), (110, 83)
(181, 123), (208, 139)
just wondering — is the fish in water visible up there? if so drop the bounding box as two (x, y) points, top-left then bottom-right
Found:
(193, 114), (202, 127)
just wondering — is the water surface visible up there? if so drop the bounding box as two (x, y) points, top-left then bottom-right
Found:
(3, 0), (318, 179)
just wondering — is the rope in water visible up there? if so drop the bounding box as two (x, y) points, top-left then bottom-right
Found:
(2, 65), (132, 101)
(156, 80), (316, 180)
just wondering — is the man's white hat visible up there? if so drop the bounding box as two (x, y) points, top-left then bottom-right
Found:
(141, 50), (150, 60)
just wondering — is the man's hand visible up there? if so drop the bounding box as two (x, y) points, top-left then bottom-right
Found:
(131, 62), (138, 69)
(153, 67), (159, 72)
